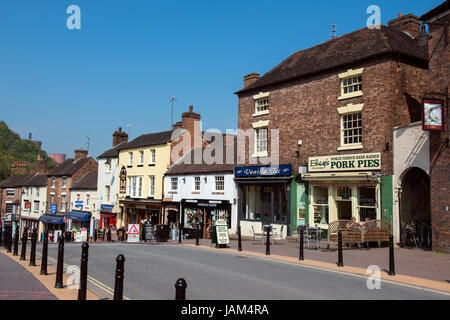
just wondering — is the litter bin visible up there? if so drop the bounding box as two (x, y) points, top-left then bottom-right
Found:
(155, 224), (170, 242)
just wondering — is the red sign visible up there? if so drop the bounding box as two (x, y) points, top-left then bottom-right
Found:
(423, 99), (444, 131)
(24, 202), (31, 209)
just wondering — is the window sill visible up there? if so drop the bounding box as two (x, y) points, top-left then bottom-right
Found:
(168, 191), (178, 194)
(338, 92), (363, 101)
(212, 192), (224, 195)
(127, 165), (133, 168)
(252, 110), (269, 117)
(191, 192), (200, 194)
(148, 163), (155, 166)
(337, 144), (363, 151)
(251, 151), (268, 158)
(137, 164), (143, 167)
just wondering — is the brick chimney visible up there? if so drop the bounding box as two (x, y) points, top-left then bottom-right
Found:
(74, 149), (88, 161)
(11, 161), (27, 176)
(113, 127), (128, 147)
(244, 73), (260, 88)
(181, 105), (202, 149)
(388, 13), (421, 38)
(35, 154), (47, 174)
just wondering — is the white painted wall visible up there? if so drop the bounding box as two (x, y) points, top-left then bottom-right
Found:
(164, 173), (238, 233)
(97, 157), (120, 214)
(393, 122), (430, 243)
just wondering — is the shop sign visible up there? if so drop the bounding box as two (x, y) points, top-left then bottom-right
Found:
(215, 219), (230, 245)
(75, 201), (83, 208)
(24, 202), (31, 209)
(308, 152), (381, 172)
(120, 167), (127, 194)
(127, 224), (140, 243)
(235, 164), (292, 177)
(50, 204), (57, 214)
(101, 204), (114, 211)
(423, 99), (444, 131)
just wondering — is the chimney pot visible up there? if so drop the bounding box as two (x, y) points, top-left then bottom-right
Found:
(189, 105), (193, 113)
(243, 73), (260, 88)
(74, 149), (88, 161)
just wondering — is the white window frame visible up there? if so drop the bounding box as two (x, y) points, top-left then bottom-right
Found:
(51, 177), (55, 188)
(338, 104), (363, 150)
(252, 92), (270, 117)
(105, 186), (110, 203)
(33, 201), (39, 213)
(215, 176), (225, 192)
(6, 188), (15, 197)
(150, 149), (156, 164)
(62, 176), (67, 189)
(149, 176), (155, 197)
(171, 178), (178, 191)
(128, 176), (143, 198)
(36, 187), (40, 197)
(194, 176), (201, 191)
(338, 68), (363, 100)
(61, 194), (66, 212)
(86, 194), (90, 208)
(128, 152), (133, 166)
(139, 150), (144, 165)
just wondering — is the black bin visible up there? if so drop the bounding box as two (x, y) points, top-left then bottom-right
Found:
(65, 231), (72, 242)
(155, 224), (170, 242)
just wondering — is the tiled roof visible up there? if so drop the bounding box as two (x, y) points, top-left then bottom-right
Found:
(49, 157), (92, 176)
(420, 1), (449, 21)
(70, 171), (98, 190)
(23, 173), (47, 187)
(97, 141), (127, 159)
(120, 130), (173, 150)
(0, 174), (34, 188)
(235, 25), (428, 94)
(165, 140), (237, 176)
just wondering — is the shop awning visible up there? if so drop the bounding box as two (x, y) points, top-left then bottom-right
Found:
(39, 215), (65, 225)
(66, 211), (91, 222)
(301, 172), (378, 181)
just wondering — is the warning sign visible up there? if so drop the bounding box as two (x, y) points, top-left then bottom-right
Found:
(127, 224), (140, 243)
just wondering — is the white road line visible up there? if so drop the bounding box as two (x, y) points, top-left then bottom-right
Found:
(46, 256), (131, 300)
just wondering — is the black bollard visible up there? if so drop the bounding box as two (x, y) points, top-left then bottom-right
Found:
(175, 278), (187, 300)
(389, 235), (396, 276)
(54, 235), (65, 288)
(29, 228), (37, 266)
(178, 224), (182, 244)
(13, 224), (19, 256)
(20, 227), (28, 259)
(78, 242), (89, 300)
(113, 254), (125, 300)
(40, 231), (49, 275)
(6, 225), (12, 253)
(337, 231), (344, 267)
(265, 227), (271, 256)
(299, 229), (304, 261)
(195, 224), (199, 246)
(237, 225), (242, 252)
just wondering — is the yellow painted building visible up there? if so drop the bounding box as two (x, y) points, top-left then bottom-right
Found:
(117, 130), (173, 229)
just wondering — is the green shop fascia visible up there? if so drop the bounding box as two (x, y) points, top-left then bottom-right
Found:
(290, 152), (393, 235)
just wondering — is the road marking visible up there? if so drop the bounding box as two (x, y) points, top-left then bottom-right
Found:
(45, 255), (130, 300)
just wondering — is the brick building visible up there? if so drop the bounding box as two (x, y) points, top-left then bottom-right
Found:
(40, 149), (97, 238)
(234, 9), (434, 240)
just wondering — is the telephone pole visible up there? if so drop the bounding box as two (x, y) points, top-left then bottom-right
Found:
(170, 96), (177, 129)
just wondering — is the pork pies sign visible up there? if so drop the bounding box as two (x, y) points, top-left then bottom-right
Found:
(308, 152), (381, 172)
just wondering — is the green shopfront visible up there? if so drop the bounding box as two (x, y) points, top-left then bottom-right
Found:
(291, 152), (393, 233)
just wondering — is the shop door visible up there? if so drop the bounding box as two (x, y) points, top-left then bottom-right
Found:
(337, 201), (352, 220)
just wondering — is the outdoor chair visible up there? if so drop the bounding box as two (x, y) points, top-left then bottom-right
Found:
(273, 225), (284, 240)
(251, 225), (264, 244)
(361, 219), (391, 247)
(328, 220), (363, 248)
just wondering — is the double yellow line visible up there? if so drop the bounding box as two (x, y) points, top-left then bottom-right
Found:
(46, 255), (131, 300)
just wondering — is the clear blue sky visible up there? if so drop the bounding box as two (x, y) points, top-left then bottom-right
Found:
(0, 0), (441, 159)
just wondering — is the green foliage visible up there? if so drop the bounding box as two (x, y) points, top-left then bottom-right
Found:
(0, 121), (57, 182)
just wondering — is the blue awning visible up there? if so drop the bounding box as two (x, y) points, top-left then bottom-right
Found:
(39, 215), (65, 225)
(66, 211), (91, 222)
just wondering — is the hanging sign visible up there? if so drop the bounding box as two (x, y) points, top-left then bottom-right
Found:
(215, 219), (230, 246)
(423, 99), (444, 131)
(308, 152), (381, 172)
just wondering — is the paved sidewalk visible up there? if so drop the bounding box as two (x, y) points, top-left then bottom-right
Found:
(166, 238), (450, 284)
(0, 251), (57, 300)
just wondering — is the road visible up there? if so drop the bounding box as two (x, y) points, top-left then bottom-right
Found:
(35, 242), (449, 300)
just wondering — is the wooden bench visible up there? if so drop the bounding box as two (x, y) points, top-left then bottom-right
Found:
(328, 219), (391, 248)
(362, 219), (391, 247)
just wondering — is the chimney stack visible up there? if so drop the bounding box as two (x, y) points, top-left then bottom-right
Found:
(243, 73), (260, 88)
(113, 127), (128, 147)
(11, 161), (27, 176)
(74, 149), (88, 161)
(35, 154), (47, 174)
(388, 13), (421, 38)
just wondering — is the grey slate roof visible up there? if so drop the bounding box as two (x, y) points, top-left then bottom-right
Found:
(49, 157), (92, 177)
(120, 130), (173, 150)
(97, 141), (127, 159)
(23, 173), (47, 187)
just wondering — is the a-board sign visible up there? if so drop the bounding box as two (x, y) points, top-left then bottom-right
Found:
(144, 223), (155, 241)
(80, 228), (87, 242)
(127, 224), (140, 243)
(110, 226), (118, 242)
(75, 231), (82, 242)
(215, 219), (229, 245)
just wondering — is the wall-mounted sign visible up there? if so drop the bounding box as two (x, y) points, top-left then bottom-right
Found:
(308, 152), (381, 172)
(75, 201), (84, 207)
(101, 204), (114, 211)
(120, 166), (127, 194)
(24, 201), (31, 209)
(235, 164), (292, 177)
(50, 204), (57, 214)
(423, 99), (444, 131)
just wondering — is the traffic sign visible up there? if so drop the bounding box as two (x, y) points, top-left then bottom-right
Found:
(127, 224), (140, 243)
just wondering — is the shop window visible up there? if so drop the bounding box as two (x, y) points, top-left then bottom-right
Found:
(243, 185), (261, 221)
(215, 209), (231, 228)
(313, 186), (329, 225)
(358, 186), (377, 221)
(184, 208), (202, 229)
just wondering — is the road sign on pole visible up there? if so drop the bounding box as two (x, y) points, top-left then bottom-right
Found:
(127, 224), (140, 243)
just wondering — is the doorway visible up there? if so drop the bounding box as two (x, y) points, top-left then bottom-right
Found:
(337, 201), (352, 220)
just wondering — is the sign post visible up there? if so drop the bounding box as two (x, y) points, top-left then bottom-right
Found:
(127, 224), (140, 243)
(215, 219), (229, 248)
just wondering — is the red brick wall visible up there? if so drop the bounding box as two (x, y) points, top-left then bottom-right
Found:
(237, 57), (427, 176)
(426, 13), (450, 252)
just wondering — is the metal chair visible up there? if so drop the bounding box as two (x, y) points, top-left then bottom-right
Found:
(251, 225), (264, 244)
(306, 227), (321, 250)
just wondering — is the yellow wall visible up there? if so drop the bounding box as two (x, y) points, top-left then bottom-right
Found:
(118, 143), (171, 201)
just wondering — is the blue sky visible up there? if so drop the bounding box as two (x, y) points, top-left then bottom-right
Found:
(0, 0), (441, 158)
